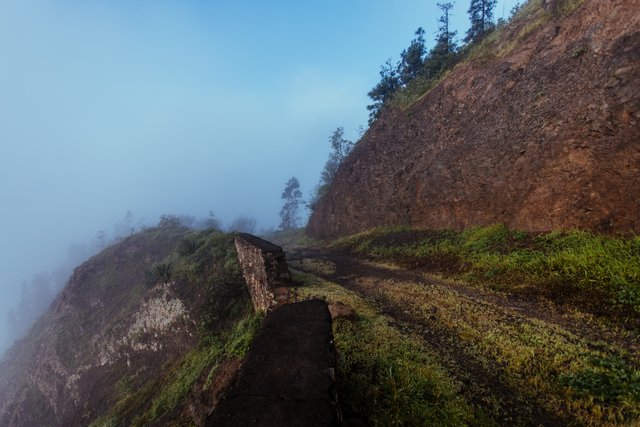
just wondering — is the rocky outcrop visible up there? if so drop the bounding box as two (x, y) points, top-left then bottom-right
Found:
(308, 0), (640, 237)
(0, 228), (251, 427)
(206, 299), (338, 427)
(234, 233), (292, 311)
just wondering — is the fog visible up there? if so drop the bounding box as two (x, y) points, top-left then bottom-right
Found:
(0, 0), (519, 354)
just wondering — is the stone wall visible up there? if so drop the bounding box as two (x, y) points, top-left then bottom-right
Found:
(234, 233), (292, 312)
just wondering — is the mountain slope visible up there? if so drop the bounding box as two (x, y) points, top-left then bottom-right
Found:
(308, 0), (640, 237)
(0, 226), (253, 426)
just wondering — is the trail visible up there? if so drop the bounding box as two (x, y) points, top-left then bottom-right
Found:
(289, 247), (569, 426)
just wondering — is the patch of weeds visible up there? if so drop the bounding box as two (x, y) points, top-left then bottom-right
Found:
(145, 262), (172, 284)
(572, 46), (587, 58)
(333, 226), (640, 322)
(177, 236), (202, 257)
(560, 355), (640, 405)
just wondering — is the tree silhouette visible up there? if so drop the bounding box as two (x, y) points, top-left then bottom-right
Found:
(309, 128), (354, 211)
(465, 0), (497, 44)
(279, 177), (303, 230)
(367, 59), (401, 121)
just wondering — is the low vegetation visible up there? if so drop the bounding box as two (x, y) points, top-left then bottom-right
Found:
(332, 225), (640, 324)
(282, 223), (640, 425)
(291, 269), (476, 426)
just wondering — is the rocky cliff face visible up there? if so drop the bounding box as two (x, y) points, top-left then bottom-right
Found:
(308, 0), (640, 237)
(0, 227), (251, 426)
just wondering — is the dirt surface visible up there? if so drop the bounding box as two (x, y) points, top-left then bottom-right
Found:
(308, 0), (640, 237)
(287, 245), (640, 425)
(207, 300), (339, 427)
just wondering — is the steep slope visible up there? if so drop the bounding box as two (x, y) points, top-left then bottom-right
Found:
(0, 226), (253, 426)
(308, 0), (640, 237)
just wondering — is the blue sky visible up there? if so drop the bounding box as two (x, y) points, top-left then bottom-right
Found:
(0, 0), (520, 350)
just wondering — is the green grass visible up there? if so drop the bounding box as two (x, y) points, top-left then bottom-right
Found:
(303, 225), (640, 424)
(94, 313), (263, 427)
(135, 314), (263, 425)
(332, 225), (640, 322)
(292, 269), (477, 426)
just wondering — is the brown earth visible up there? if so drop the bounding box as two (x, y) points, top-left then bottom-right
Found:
(308, 0), (640, 238)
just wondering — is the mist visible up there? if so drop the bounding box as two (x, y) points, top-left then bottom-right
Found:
(0, 0), (520, 354)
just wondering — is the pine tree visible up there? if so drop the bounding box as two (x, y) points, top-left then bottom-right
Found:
(367, 59), (401, 121)
(279, 177), (303, 230)
(465, 0), (497, 44)
(427, 2), (458, 75)
(398, 27), (427, 86)
(308, 128), (354, 211)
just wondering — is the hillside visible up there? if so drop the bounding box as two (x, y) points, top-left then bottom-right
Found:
(0, 225), (256, 426)
(308, 0), (640, 237)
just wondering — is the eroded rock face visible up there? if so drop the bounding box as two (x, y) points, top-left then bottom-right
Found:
(308, 0), (640, 237)
(0, 227), (255, 427)
(234, 233), (292, 311)
(0, 229), (194, 426)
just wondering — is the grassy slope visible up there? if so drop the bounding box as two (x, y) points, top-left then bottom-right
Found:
(89, 230), (262, 427)
(275, 226), (640, 426)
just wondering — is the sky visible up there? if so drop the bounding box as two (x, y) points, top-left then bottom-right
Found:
(0, 0), (520, 351)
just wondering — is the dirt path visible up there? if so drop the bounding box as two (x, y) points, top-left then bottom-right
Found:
(289, 247), (569, 426)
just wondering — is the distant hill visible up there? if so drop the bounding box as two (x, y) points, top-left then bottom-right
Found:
(0, 226), (254, 426)
(308, 0), (640, 237)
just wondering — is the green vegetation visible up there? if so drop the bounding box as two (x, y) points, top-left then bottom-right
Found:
(289, 224), (640, 425)
(332, 225), (640, 321)
(279, 176), (304, 230)
(291, 269), (475, 426)
(177, 236), (202, 256)
(145, 262), (173, 283)
(133, 314), (263, 426)
(307, 127), (354, 212)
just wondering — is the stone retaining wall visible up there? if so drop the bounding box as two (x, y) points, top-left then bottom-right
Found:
(234, 233), (292, 311)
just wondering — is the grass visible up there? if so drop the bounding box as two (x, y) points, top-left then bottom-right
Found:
(92, 313), (263, 427)
(135, 314), (263, 425)
(292, 224), (640, 424)
(291, 269), (477, 426)
(332, 225), (640, 323)
(378, 279), (640, 424)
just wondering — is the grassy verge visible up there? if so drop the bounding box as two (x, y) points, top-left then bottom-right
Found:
(332, 225), (640, 324)
(291, 269), (479, 426)
(90, 313), (263, 427)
